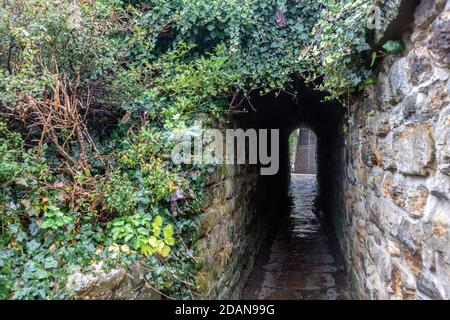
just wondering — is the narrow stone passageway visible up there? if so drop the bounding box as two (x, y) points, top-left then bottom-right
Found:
(242, 174), (350, 300)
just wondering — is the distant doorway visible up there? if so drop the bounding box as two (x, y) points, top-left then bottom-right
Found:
(291, 128), (317, 174)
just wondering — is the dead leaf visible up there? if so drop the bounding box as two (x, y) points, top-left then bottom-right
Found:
(15, 177), (28, 187)
(21, 198), (31, 209)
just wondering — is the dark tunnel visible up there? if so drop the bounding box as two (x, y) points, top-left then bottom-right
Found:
(240, 78), (350, 299)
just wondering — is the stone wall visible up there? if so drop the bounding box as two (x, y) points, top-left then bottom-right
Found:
(195, 116), (281, 299)
(339, 0), (450, 299)
(196, 163), (258, 299)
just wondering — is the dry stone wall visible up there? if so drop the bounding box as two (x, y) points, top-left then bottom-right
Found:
(340, 0), (450, 299)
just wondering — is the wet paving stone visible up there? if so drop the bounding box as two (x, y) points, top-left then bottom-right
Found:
(242, 174), (350, 300)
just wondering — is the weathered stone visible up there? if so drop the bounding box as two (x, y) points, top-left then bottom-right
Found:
(366, 264), (388, 300)
(384, 174), (429, 218)
(429, 11), (450, 67)
(387, 239), (401, 257)
(405, 185), (430, 219)
(424, 81), (450, 114)
(376, 116), (391, 137)
(390, 263), (417, 300)
(390, 58), (413, 104)
(397, 219), (422, 253)
(397, 219), (423, 275)
(436, 107), (450, 175)
(376, 133), (397, 171)
(66, 262), (160, 300)
(390, 265), (403, 299)
(199, 207), (224, 236)
(364, 85), (378, 116)
(381, 173), (394, 199)
(394, 124), (436, 176)
(377, 55), (401, 109)
(417, 273), (444, 299)
(436, 255), (450, 297)
(387, 177), (407, 208)
(374, 0), (417, 46)
(402, 93), (418, 118)
(430, 171), (450, 200)
(361, 141), (377, 167)
(369, 168), (386, 197)
(414, 0), (447, 30)
(407, 47), (434, 85)
(369, 197), (403, 237)
(428, 201), (450, 253)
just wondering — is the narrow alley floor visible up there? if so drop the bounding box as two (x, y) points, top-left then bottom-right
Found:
(242, 174), (350, 300)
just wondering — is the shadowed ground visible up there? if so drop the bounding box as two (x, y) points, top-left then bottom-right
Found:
(242, 174), (350, 300)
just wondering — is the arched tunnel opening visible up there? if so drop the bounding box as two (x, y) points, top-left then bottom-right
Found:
(291, 127), (317, 175)
(240, 79), (350, 299)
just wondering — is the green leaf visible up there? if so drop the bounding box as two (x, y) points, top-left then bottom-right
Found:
(163, 224), (174, 240)
(160, 245), (171, 257)
(370, 52), (377, 68)
(382, 40), (404, 53)
(40, 221), (52, 229)
(165, 237), (175, 246)
(363, 75), (378, 86)
(152, 225), (161, 237)
(124, 233), (134, 242)
(148, 236), (158, 248)
(153, 215), (163, 227)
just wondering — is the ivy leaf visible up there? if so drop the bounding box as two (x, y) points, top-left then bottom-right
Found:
(141, 244), (153, 256)
(163, 224), (174, 240)
(124, 233), (134, 242)
(153, 215), (163, 227)
(363, 75), (378, 86)
(165, 237), (175, 246)
(26, 240), (40, 252)
(160, 245), (171, 257)
(382, 40), (404, 53)
(44, 257), (58, 269)
(40, 220), (52, 229)
(370, 52), (378, 68)
(152, 225), (161, 237)
(148, 236), (158, 248)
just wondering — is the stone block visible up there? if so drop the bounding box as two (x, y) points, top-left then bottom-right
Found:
(423, 81), (450, 114)
(369, 197), (403, 237)
(377, 55), (401, 109)
(390, 58), (413, 104)
(385, 175), (430, 218)
(394, 124), (436, 176)
(407, 46), (434, 85)
(397, 219), (423, 276)
(405, 185), (430, 219)
(66, 262), (160, 300)
(415, 0), (447, 30)
(429, 11), (450, 67)
(402, 93), (418, 118)
(427, 201), (450, 253)
(416, 273), (444, 299)
(390, 263), (417, 300)
(376, 133), (397, 171)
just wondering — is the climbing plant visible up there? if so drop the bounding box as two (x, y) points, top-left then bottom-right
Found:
(0, 0), (374, 299)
